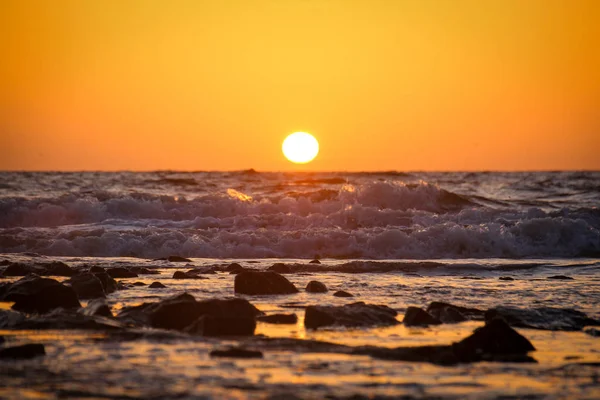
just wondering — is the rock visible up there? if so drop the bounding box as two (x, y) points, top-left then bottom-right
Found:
(234, 271), (298, 295)
(2, 263), (34, 276)
(0, 343), (45, 359)
(11, 278), (81, 314)
(186, 315), (256, 336)
(309, 259), (321, 264)
(93, 272), (117, 294)
(67, 273), (106, 299)
(149, 281), (166, 288)
(131, 282), (146, 286)
(426, 302), (485, 322)
(452, 318), (536, 362)
(305, 281), (328, 293)
(173, 271), (206, 280)
(257, 314), (298, 324)
(485, 307), (600, 331)
(0, 308), (123, 331)
(106, 268), (138, 278)
(499, 276), (514, 281)
(403, 307), (442, 326)
(1, 275), (62, 302)
(305, 302), (398, 329)
(43, 261), (76, 277)
(168, 256), (192, 262)
(89, 266), (105, 273)
(225, 263), (246, 274)
(548, 275), (574, 280)
(83, 299), (113, 317)
(119, 293), (263, 332)
(584, 328), (600, 337)
(210, 347), (263, 358)
(267, 263), (292, 273)
(186, 267), (216, 275)
(128, 266), (160, 275)
(333, 290), (354, 298)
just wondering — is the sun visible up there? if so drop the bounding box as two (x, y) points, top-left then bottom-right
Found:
(282, 132), (319, 164)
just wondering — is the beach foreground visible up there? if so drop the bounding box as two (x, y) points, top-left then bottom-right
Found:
(1, 255), (599, 399)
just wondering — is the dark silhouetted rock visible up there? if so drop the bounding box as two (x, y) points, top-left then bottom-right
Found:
(93, 272), (117, 294)
(168, 256), (192, 262)
(43, 261), (76, 277)
(83, 298), (113, 317)
(403, 307), (442, 326)
(187, 267), (216, 275)
(225, 263), (246, 274)
(426, 302), (484, 322)
(234, 271), (298, 295)
(0, 343), (45, 359)
(452, 318), (536, 362)
(11, 278), (81, 314)
(305, 302), (398, 329)
(499, 276), (514, 281)
(267, 263), (292, 273)
(89, 266), (105, 273)
(186, 315), (256, 336)
(149, 281), (166, 288)
(584, 328), (600, 337)
(107, 268), (138, 278)
(485, 307), (600, 331)
(128, 266), (160, 275)
(131, 281), (146, 286)
(173, 271), (206, 280)
(2, 263), (33, 276)
(309, 259), (321, 264)
(68, 273), (106, 299)
(0, 308), (123, 331)
(548, 275), (574, 280)
(1, 275), (61, 302)
(119, 293), (263, 332)
(210, 347), (263, 358)
(333, 290), (354, 298)
(257, 313), (298, 324)
(305, 281), (328, 293)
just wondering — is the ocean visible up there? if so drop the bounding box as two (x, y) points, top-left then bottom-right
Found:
(0, 171), (599, 399)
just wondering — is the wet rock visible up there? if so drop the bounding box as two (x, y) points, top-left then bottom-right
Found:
(499, 276), (514, 281)
(333, 290), (354, 298)
(173, 271), (206, 280)
(10, 278), (81, 314)
(186, 315), (256, 336)
(305, 302), (398, 329)
(210, 347), (263, 358)
(168, 256), (192, 262)
(131, 281), (146, 286)
(43, 261), (76, 277)
(187, 267), (217, 275)
(485, 307), (600, 331)
(403, 307), (442, 326)
(2, 263), (34, 276)
(225, 263), (246, 274)
(309, 259), (321, 264)
(257, 314), (298, 324)
(128, 266), (160, 275)
(0, 343), (45, 359)
(120, 293), (263, 332)
(1, 275), (60, 302)
(426, 302), (485, 322)
(83, 299), (113, 317)
(107, 267), (138, 278)
(267, 263), (292, 273)
(89, 266), (105, 274)
(547, 275), (574, 280)
(92, 272), (118, 294)
(305, 281), (327, 293)
(234, 271), (299, 295)
(584, 328), (600, 337)
(149, 281), (166, 288)
(67, 273), (106, 299)
(0, 308), (123, 330)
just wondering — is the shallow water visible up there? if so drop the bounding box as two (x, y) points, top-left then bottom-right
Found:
(1, 255), (599, 399)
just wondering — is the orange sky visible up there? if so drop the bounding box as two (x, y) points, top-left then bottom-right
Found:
(1, 0), (599, 171)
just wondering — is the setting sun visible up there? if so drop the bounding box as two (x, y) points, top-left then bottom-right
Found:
(282, 132), (319, 164)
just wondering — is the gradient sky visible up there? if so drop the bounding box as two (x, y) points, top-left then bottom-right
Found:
(1, 0), (599, 171)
